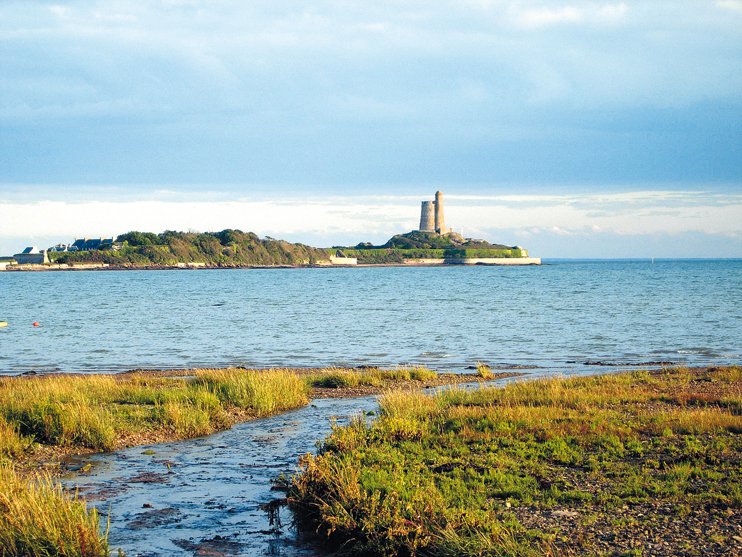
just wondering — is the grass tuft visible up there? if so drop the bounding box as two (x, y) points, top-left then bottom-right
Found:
(475, 361), (492, 379)
(0, 463), (109, 557)
(0, 417), (34, 459)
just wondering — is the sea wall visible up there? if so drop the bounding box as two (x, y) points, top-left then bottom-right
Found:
(404, 257), (541, 265)
(2, 263), (109, 271)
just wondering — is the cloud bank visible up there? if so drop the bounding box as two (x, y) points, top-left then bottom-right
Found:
(1, 190), (740, 258)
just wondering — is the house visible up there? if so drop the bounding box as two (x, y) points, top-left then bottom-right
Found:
(12, 247), (49, 264)
(330, 250), (358, 266)
(71, 238), (114, 251)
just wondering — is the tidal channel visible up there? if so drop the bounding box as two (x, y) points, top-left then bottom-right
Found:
(66, 395), (380, 556)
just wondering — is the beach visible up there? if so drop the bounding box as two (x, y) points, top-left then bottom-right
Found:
(2, 365), (741, 556)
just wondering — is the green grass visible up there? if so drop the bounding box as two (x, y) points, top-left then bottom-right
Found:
(289, 366), (742, 556)
(0, 366), (443, 458)
(345, 248), (521, 264)
(0, 368), (310, 557)
(0, 368), (310, 453)
(308, 366), (438, 389)
(0, 463), (110, 557)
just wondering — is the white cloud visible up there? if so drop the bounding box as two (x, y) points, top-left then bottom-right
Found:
(550, 225), (575, 235)
(48, 5), (70, 18)
(597, 3), (628, 21)
(717, 1), (742, 11)
(517, 6), (583, 28)
(1, 191), (740, 254)
(0, 199), (411, 243)
(511, 2), (628, 28)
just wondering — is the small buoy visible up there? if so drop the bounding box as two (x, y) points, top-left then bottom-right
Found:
(0, 322), (7, 328)
(33, 322), (40, 327)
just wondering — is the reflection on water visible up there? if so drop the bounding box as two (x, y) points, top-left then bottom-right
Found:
(1, 260), (740, 375)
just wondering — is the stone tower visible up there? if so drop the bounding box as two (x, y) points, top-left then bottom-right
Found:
(419, 201), (435, 232)
(434, 190), (445, 234)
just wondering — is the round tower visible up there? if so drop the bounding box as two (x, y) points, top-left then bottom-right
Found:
(434, 190), (446, 233)
(419, 201), (435, 231)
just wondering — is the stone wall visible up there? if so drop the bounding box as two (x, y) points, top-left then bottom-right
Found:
(404, 258), (541, 266)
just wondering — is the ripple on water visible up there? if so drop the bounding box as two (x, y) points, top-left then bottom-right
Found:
(1, 262), (741, 375)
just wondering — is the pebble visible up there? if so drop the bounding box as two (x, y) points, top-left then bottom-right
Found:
(552, 510), (580, 518)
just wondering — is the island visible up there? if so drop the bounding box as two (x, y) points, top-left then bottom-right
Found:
(1, 192), (540, 270)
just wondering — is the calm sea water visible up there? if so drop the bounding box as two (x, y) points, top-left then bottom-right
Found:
(1, 260), (740, 376)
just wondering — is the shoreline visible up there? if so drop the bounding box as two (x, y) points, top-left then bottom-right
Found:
(0, 259), (541, 272)
(3, 366), (526, 476)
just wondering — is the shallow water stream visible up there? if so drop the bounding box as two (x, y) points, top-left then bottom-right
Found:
(68, 396), (380, 556)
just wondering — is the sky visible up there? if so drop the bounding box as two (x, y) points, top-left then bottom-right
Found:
(1, 0), (741, 257)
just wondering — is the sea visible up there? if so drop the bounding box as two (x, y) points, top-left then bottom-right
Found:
(1, 259), (740, 376)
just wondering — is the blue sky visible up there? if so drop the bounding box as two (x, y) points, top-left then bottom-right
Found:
(1, 0), (741, 257)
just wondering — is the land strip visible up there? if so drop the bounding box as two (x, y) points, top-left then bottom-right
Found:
(289, 366), (742, 556)
(1, 259), (541, 271)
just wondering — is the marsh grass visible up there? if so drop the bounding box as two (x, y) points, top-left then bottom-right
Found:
(0, 368), (309, 453)
(0, 417), (34, 460)
(0, 366), (443, 458)
(0, 365), (446, 557)
(290, 366), (742, 556)
(475, 361), (492, 378)
(0, 463), (109, 557)
(308, 365), (437, 389)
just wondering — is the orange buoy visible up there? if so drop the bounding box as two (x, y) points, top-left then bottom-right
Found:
(0, 322), (7, 328)
(33, 322), (40, 327)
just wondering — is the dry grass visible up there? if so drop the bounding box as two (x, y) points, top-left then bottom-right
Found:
(475, 361), (492, 378)
(0, 417), (34, 460)
(0, 368), (312, 557)
(0, 463), (109, 557)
